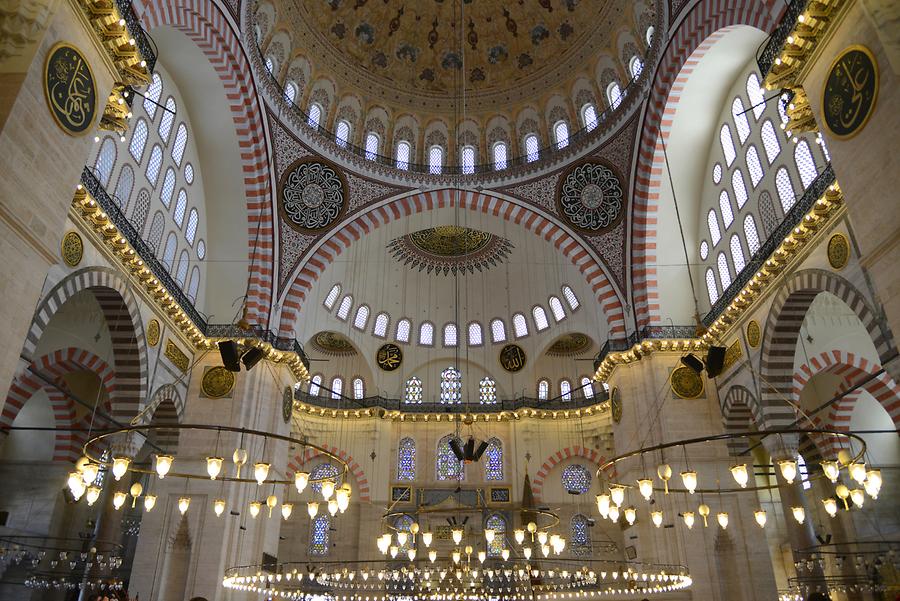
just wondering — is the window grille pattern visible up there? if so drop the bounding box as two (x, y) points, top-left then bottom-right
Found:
(732, 169), (748, 209)
(493, 142), (508, 170)
(443, 323), (458, 346)
(147, 211), (165, 252)
(720, 124), (736, 166)
(760, 120), (780, 164)
(629, 56), (643, 79)
(175, 250), (189, 286)
(746, 146), (764, 187)
(706, 268), (718, 304)
(95, 138), (116, 186)
(173, 189), (187, 226)
(196, 239), (206, 260)
(719, 190), (733, 229)
(732, 97), (750, 144)
(606, 82), (622, 109)
(187, 267), (200, 303)
(114, 165), (134, 208)
(419, 322), (434, 345)
(353, 305), (370, 330)
(309, 515), (330, 556)
(712, 163), (722, 184)
(743, 214), (760, 256)
(373, 313), (389, 337)
(562, 464), (591, 494)
(353, 377), (364, 400)
(158, 97), (176, 142)
(746, 73), (765, 119)
(571, 514), (592, 555)
(582, 104), (598, 131)
(160, 168), (175, 207)
(310, 374), (322, 396)
(396, 141), (411, 170)
(549, 297), (565, 322)
(759, 191), (779, 237)
(532, 306), (549, 331)
(436, 435), (464, 480)
(186, 208), (199, 245)
(429, 146), (443, 174)
(730, 234), (745, 273)
(397, 437), (416, 481)
(560, 379), (572, 401)
(284, 82), (297, 104)
(162, 233), (177, 270)
(554, 121), (569, 149)
(486, 514), (506, 556)
(171, 123), (188, 166)
(581, 377), (594, 399)
(708, 210), (721, 246)
(717, 252), (731, 289)
(700, 240), (709, 260)
(538, 379), (549, 400)
(460, 146), (475, 175)
(308, 104), (322, 128)
(335, 120), (350, 147)
(512, 313), (528, 338)
(775, 167), (795, 212)
(324, 284), (341, 309)
(440, 367), (462, 404)
(525, 134), (539, 162)
(330, 377), (343, 399)
(365, 133), (379, 160)
(336, 295), (353, 320)
(479, 377), (497, 405)
(184, 162), (194, 184)
(468, 322), (483, 346)
(490, 319), (507, 342)
(404, 376), (422, 404)
(794, 140), (818, 188)
(143, 73), (162, 119)
(146, 145), (163, 186)
(484, 438), (503, 480)
(129, 120), (148, 162)
(562, 286), (579, 309)
(132, 189), (151, 233)
(396, 319), (411, 343)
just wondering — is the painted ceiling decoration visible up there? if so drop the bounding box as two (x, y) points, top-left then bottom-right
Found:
(310, 331), (358, 356)
(545, 333), (593, 356)
(279, 158), (348, 232)
(386, 225), (514, 275)
(557, 161), (625, 234)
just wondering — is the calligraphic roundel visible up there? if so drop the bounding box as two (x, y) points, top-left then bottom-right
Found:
(44, 43), (97, 135)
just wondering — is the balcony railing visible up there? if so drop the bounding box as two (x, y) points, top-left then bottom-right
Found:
(595, 325), (697, 364)
(756, 0), (807, 78)
(115, 0), (158, 74)
(79, 167), (309, 364)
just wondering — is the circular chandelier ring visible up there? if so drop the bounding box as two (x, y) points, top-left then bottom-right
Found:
(382, 507), (560, 532)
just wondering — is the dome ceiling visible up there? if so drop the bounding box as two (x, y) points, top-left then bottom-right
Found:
(387, 225), (514, 275)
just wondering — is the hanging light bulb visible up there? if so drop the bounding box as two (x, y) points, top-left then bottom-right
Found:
(178, 497), (190, 515)
(294, 471), (310, 493)
(501, 549), (510, 561)
(214, 499), (226, 517)
(307, 501), (319, 518)
(835, 484), (851, 510)
(527, 521), (537, 533)
(651, 511), (663, 528)
(849, 488), (865, 508)
(537, 531), (548, 545)
(266, 494), (278, 517)
(109, 490), (126, 510)
(523, 547), (532, 560)
(754, 509), (767, 528)
(397, 532), (409, 546)
(129, 482), (143, 507)
(407, 548), (417, 561)
(206, 457), (224, 480)
(451, 550), (461, 564)
(389, 545), (399, 559)
(249, 501), (262, 518)
(791, 507), (805, 524)
(730, 464), (749, 488)
(541, 544), (550, 558)
(484, 528), (496, 544)
(820, 460), (840, 483)
(848, 462), (867, 485)
(682, 512), (695, 529)
(837, 448), (852, 466)
(327, 498), (338, 516)
(698, 504), (710, 527)
(155, 455), (173, 479)
(610, 486), (625, 507)
(716, 512), (729, 529)
(321, 480), (335, 500)
(452, 529), (463, 545)
(428, 550), (437, 563)
(778, 459), (797, 483)
(657, 464), (672, 494)
(253, 462), (270, 485)
(608, 505), (619, 523)
(67, 472), (85, 500)
(596, 493), (611, 518)
(377, 534), (390, 554)
(80, 462), (100, 486)
(680, 471), (697, 494)
(422, 531), (433, 547)
(143, 494), (157, 512)
(624, 507), (637, 525)
(232, 448), (248, 478)
(111, 457), (130, 481)
(86, 486), (101, 506)
(513, 528), (525, 545)
(822, 498), (837, 518)
(864, 469), (882, 498)
(337, 489), (350, 513)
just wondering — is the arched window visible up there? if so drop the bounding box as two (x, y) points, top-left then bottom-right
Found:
(484, 437), (503, 479)
(548, 297), (566, 322)
(705, 268), (718, 304)
(264, 56), (275, 73)
(700, 240), (709, 260)
(185, 208), (199, 245)
(561, 464), (591, 493)
(132, 189), (151, 233)
(581, 104), (598, 131)
(581, 377), (594, 399)
(162, 232), (177, 270)
(175, 250), (189, 286)
(173, 189), (187, 227)
(160, 168), (176, 207)
(428, 145), (443, 175)
(309, 374), (322, 396)
(404, 376), (422, 404)
(707, 209), (721, 246)
(284, 81), (297, 104)
(440, 367), (462, 404)
(732, 97), (750, 144)
(490, 318), (507, 343)
(353, 305), (370, 330)
(308, 103), (322, 128)
(436, 434), (464, 480)
(171, 123), (188, 166)
(395, 140), (411, 170)
(323, 284), (341, 309)
(776, 167), (796, 212)
(309, 514), (330, 556)
(732, 169), (748, 209)
(524, 134), (539, 162)
(129, 119), (148, 162)
(397, 437), (416, 481)
(746, 73), (765, 119)
(794, 140), (818, 188)
(719, 190), (733, 229)
(95, 137), (116, 186)
(571, 514), (591, 555)
(443, 322), (458, 347)
(532, 306), (549, 331)
(646, 26), (654, 46)
(396, 318), (411, 343)
(158, 97), (176, 142)
(373, 312), (389, 338)
(560, 379), (572, 401)
(493, 142), (508, 170)
(606, 82), (622, 109)
(537, 379), (550, 400)
(760, 120), (780, 164)
(187, 266), (200, 303)
(336, 295), (353, 320)
(759, 191), (778, 237)
(512, 313), (528, 338)
(562, 286), (579, 310)
(419, 322), (434, 346)
(468, 322), (483, 346)
(330, 377), (343, 399)
(147, 211), (165, 252)
(746, 146), (764, 187)
(113, 165), (134, 208)
(146, 144), (163, 186)
(461, 145), (476, 174)
(364, 132), (379, 160)
(743, 214), (761, 256)
(720, 124), (736, 166)
(479, 377), (497, 405)
(730, 234), (745, 273)
(143, 73), (162, 119)
(485, 514), (506, 556)
(717, 252), (731, 289)
(629, 56), (643, 79)
(553, 121), (569, 149)
(335, 120), (350, 148)
(352, 377), (364, 400)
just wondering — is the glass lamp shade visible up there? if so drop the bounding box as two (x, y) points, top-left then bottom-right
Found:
(377, 535), (390, 554)
(501, 549), (510, 561)
(68, 475), (85, 500)
(523, 547), (532, 559)
(178, 497), (190, 515)
(537, 531), (548, 545)
(637, 479), (654, 501)
(791, 507), (805, 524)
(608, 506), (619, 523)
(155, 455), (173, 479)
(864, 476), (881, 499)
(294, 471), (310, 493)
(452, 529), (463, 545)
(730, 464), (749, 488)
(596, 494), (611, 518)
(682, 512), (695, 529)
(86, 486), (101, 506)
(754, 510), (767, 528)
(513, 529), (525, 544)
(820, 460), (840, 483)
(214, 499), (226, 517)
(390, 546), (399, 559)
(143, 494), (157, 511)
(716, 512), (729, 529)
(849, 488), (865, 508)
(327, 499), (338, 516)
(253, 462), (270, 485)
(822, 498), (837, 517)
(651, 511), (663, 528)
(484, 528), (495, 544)
(336, 489), (350, 513)
(624, 507), (637, 525)
(610, 486), (626, 507)
(397, 532), (409, 546)
(112, 491), (127, 510)
(451, 550), (461, 564)
(778, 459), (797, 483)
(429, 550), (437, 563)
(249, 501), (261, 518)
(321, 480), (336, 500)
(541, 545), (550, 558)
(206, 457), (224, 480)
(111, 457), (130, 481)
(848, 462), (867, 485)
(680, 471), (697, 494)
(477, 551), (486, 564)
(307, 501), (319, 518)
(407, 549), (416, 561)
(80, 462), (100, 486)
(422, 532), (433, 547)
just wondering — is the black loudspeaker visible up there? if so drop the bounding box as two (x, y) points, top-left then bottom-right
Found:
(680, 354), (704, 374)
(473, 440), (490, 461)
(218, 341), (241, 372)
(241, 347), (266, 371)
(705, 346), (727, 378)
(593, 355), (603, 373)
(449, 438), (465, 461)
(463, 437), (475, 461)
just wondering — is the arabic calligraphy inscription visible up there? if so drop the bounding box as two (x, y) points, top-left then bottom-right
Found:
(823, 45), (878, 139)
(44, 43), (96, 135)
(499, 344), (526, 373)
(376, 343), (403, 371)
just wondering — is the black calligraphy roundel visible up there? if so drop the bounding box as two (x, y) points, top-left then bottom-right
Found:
(822, 45), (879, 139)
(44, 43), (97, 135)
(376, 343), (403, 371)
(499, 344), (526, 373)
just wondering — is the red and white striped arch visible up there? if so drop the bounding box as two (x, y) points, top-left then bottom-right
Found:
(136, 0), (275, 325)
(277, 189), (626, 339)
(630, 0), (782, 328)
(530, 446), (610, 502)
(287, 445), (371, 502)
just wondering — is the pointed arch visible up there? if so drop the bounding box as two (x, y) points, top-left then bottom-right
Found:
(530, 446), (609, 501)
(286, 445), (370, 501)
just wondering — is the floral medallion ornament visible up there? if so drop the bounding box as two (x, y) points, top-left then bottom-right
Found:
(279, 159), (346, 232)
(671, 366), (704, 399)
(746, 320), (760, 348)
(202, 366), (235, 398)
(557, 161), (624, 233)
(827, 233), (850, 270)
(610, 387), (622, 423)
(61, 231), (83, 267)
(146, 319), (161, 347)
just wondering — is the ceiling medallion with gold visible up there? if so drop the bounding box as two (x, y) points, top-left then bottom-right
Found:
(827, 233), (850, 270)
(61, 231), (84, 267)
(310, 331), (357, 356)
(146, 319), (161, 347)
(202, 366), (236, 399)
(499, 344), (526, 372)
(671, 366), (703, 399)
(387, 226), (514, 276)
(546, 333), (592, 357)
(557, 161), (624, 233)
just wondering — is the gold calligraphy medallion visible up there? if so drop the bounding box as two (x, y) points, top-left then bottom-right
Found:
(376, 343), (403, 371)
(499, 344), (526, 373)
(44, 43), (97, 136)
(822, 45), (878, 139)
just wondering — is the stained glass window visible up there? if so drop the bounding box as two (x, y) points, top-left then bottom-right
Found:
(562, 286), (579, 310)
(308, 103), (322, 128)
(437, 434), (464, 480)
(404, 376), (422, 404)
(571, 514), (591, 555)
(720, 124), (736, 166)
(146, 145), (163, 186)
(719, 190), (733, 229)
(396, 141), (411, 170)
(143, 73), (162, 120)
(794, 140), (818, 188)
(484, 438), (503, 480)
(549, 297), (566, 322)
(310, 462), (339, 493)
(335, 120), (350, 148)
(717, 252), (731, 289)
(331, 377), (342, 399)
(743, 214), (760, 256)
(708, 209), (721, 246)
(336, 295), (353, 320)
(560, 379), (572, 401)
(174, 189), (187, 227)
(324, 284), (341, 309)
(582, 104), (598, 131)
(761, 120), (780, 164)
(524, 134), (539, 162)
(397, 437), (416, 481)
(461, 146), (476, 175)
(175, 250), (189, 286)
(479, 377), (497, 404)
(490, 319), (507, 342)
(114, 165), (134, 208)
(746, 146), (764, 187)
(606, 82), (622, 109)
(532, 306), (549, 331)
(562, 464), (591, 494)
(486, 514), (506, 556)
(419, 322), (434, 345)
(353, 305), (370, 330)
(730, 234), (745, 273)
(396, 318), (411, 343)
(365, 132), (379, 160)
(160, 168), (176, 207)
(353, 377), (364, 400)
(700, 240), (709, 260)
(732, 97), (750, 144)
(158, 97), (176, 142)
(554, 121), (569, 149)
(309, 515), (330, 556)
(310, 374), (322, 396)
(440, 366), (462, 404)
(95, 137), (116, 186)
(373, 312), (389, 337)
(429, 146), (443, 174)
(129, 119), (148, 163)
(468, 322), (483, 346)
(746, 73), (765, 119)
(581, 377), (594, 399)
(706, 268), (718, 304)
(186, 208), (199, 245)
(443, 323), (458, 347)
(493, 142), (508, 170)
(163, 233), (177, 270)
(759, 191), (779, 236)
(776, 167), (795, 212)
(512, 313), (528, 338)
(537, 379), (549, 400)
(171, 123), (188, 166)
(732, 169), (748, 209)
